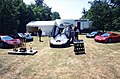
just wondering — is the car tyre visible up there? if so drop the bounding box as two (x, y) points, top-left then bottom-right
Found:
(0, 42), (4, 48)
(108, 38), (112, 43)
(50, 43), (53, 47)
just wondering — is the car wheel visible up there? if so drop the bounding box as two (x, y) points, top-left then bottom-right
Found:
(0, 42), (4, 48)
(50, 43), (53, 47)
(108, 38), (112, 43)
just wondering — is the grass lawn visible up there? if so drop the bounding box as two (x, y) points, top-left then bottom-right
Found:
(0, 35), (120, 79)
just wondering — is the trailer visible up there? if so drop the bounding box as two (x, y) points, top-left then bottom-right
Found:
(56, 19), (92, 33)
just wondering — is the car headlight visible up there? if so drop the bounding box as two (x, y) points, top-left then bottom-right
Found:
(103, 38), (106, 40)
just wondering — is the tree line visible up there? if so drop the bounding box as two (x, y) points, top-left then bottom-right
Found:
(82, 0), (120, 32)
(0, 0), (61, 34)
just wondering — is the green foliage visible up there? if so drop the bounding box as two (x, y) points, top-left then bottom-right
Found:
(82, 0), (120, 32)
(0, 0), (19, 34)
(35, 0), (44, 6)
(0, 0), (61, 34)
(111, 0), (120, 5)
(51, 12), (61, 20)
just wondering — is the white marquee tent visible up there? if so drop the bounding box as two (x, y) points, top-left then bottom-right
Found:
(26, 19), (91, 36)
(26, 21), (56, 36)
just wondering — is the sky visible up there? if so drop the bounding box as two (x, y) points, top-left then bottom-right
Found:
(23, 0), (94, 19)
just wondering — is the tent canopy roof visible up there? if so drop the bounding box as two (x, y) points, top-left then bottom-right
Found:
(26, 21), (55, 27)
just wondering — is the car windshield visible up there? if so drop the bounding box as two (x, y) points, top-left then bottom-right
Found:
(55, 34), (67, 40)
(18, 33), (24, 37)
(55, 27), (62, 36)
(90, 32), (97, 34)
(101, 33), (110, 37)
(1, 36), (14, 41)
(25, 33), (32, 37)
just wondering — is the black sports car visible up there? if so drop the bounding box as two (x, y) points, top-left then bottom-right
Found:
(86, 31), (103, 38)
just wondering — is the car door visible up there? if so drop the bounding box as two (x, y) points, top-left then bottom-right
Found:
(116, 35), (120, 42)
(111, 33), (119, 42)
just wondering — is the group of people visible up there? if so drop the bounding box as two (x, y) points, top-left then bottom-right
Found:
(37, 26), (79, 42)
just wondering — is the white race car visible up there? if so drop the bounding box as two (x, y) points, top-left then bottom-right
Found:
(50, 25), (74, 47)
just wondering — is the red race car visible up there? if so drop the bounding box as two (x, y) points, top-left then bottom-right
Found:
(0, 35), (22, 48)
(94, 32), (120, 43)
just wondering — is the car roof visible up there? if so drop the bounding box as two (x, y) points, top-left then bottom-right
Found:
(108, 32), (117, 34)
(0, 35), (11, 37)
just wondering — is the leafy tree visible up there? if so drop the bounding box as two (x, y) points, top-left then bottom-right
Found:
(0, 0), (18, 34)
(13, 0), (29, 33)
(35, 0), (44, 6)
(82, 0), (113, 32)
(40, 6), (52, 20)
(111, 0), (120, 5)
(110, 0), (120, 31)
(51, 12), (61, 20)
(82, 0), (120, 31)
(0, 0), (61, 34)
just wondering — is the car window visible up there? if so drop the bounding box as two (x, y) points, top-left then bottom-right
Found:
(18, 33), (24, 37)
(25, 33), (30, 37)
(90, 32), (97, 34)
(112, 33), (118, 36)
(55, 27), (61, 36)
(101, 33), (110, 37)
(1, 36), (14, 41)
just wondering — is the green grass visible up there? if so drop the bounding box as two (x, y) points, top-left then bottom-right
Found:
(0, 35), (120, 79)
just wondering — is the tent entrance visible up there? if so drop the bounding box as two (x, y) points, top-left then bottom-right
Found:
(27, 27), (38, 33)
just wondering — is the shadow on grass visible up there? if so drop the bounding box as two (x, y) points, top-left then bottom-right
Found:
(50, 43), (74, 49)
(79, 33), (87, 35)
(96, 41), (120, 44)
(75, 52), (86, 55)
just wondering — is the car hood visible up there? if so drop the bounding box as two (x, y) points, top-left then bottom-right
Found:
(86, 33), (95, 36)
(4, 39), (21, 44)
(95, 35), (108, 40)
(25, 36), (33, 39)
(50, 34), (69, 45)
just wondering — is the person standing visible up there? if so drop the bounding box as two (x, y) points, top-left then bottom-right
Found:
(74, 26), (79, 40)
(38, 28), (42, 42)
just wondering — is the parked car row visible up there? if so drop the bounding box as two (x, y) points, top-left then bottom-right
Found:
(0, 33), (33, 48)
(86, 31), (120, 43)
(9, 33), (33, 42)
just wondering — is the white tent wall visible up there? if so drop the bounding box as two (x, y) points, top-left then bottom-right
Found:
(26, 21), (55, 36)
(38, 26), (54, 36)
(80, 19), (90, 30)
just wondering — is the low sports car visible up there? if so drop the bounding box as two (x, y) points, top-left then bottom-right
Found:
(50, 34), (70, 47)
(10, 33), (33, 42)
(24, 33), (33, 42)
(0, 35), (22, 48)
(50, 25), (73, 47)
(86, 31), (103, 38)
(94, 32), (120, 43)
